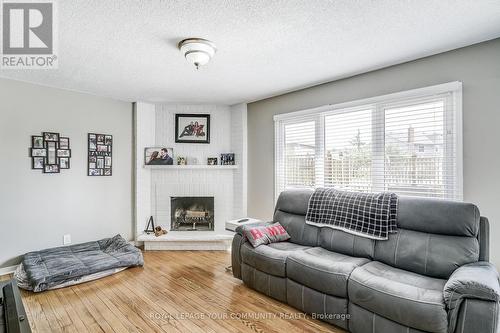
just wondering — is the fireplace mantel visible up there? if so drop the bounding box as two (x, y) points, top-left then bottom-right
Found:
(144, 165), (238, 170)
(137, 231), (233, 250)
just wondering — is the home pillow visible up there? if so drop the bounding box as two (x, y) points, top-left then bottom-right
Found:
(243, 222), (291, 247)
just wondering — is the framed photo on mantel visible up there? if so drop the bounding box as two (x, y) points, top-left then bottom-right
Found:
(175, 114), (210, 144)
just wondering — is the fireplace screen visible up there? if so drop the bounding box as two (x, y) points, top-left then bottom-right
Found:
(171, 197), (214, 231)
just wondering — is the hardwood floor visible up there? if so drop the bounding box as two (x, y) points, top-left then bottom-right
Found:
(4, 251), (344, 333)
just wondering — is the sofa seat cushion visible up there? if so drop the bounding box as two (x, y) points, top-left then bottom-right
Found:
(348, 261), (448, 333)
(287, 247), (370, 297)
(240, 241), (310, 277)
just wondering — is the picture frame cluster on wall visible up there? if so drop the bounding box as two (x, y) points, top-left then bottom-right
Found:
(30, 132), (71, 173)
(88, 133), (113, 176)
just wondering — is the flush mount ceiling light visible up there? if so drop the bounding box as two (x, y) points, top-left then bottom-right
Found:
(178, 38), (217, 70)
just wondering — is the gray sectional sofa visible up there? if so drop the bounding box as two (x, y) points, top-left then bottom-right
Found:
(231, 189), (500, 333)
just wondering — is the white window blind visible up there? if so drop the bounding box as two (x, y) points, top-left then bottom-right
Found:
(275, 82), (462, 201)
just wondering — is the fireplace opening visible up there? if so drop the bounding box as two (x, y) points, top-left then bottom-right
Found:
(170, 197), (214, 231)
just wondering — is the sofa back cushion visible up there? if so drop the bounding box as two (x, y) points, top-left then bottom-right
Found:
(318, 228), (375, 259)
(273, 189), (482, 279)
(396, 196), (479, 236)
(374, 196), (480, 278)
(374, 229), (479, 279)
(273, 210), (319, 246)
(273, 190), (319, 246)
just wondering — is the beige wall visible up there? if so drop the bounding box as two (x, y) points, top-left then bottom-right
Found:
(0, 78), (133, 268)
(247, 38), (500, 267)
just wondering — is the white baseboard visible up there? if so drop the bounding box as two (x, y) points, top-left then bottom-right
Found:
(0, 265), (19, 277)
(129, 240), (143, 247)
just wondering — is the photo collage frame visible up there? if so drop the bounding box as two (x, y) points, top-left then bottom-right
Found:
(88, 133), (113, 176)
(30, 132), (71, 173)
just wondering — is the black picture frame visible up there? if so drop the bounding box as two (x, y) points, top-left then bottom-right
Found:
(59, 137), (70, 149)
(88, 133), (112, 176)
(175, 114), (210, 144)
(45, 141), (57, 165)
(32, 157), (45, 169)
(30, 148), (47, 157)
(43, 164), (60, 173)
(43, 132), (59, 142)
(32, 136), (44, 148)
(56, 149), (71, 157)
(220, 153), (235, 165)
(59, 157), (70, 169)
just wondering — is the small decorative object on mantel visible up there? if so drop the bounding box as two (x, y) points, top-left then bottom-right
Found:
(154, 226), (168, 237)
(30, 132), (71, 173)
(88, 133), (112, 176)
(207, 157), (218, 165)
(144, 216), (155, 234)
(177, 156), (186, 165)
(220, 153), (235, 165)
(145, 147), (174, 165)
(175, 114), (210, 144)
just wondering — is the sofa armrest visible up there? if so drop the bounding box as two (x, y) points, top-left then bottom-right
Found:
(231, 221), (273, 279)
(444, 262), (500, 305)
(231, 233), (245, 279)
(444, 261), (500, 333)
(479, 216), (490, 261)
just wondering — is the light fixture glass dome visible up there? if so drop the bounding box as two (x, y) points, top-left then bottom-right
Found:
(178, 38), (217, 69)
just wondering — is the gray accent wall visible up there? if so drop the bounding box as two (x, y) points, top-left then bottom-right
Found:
(247, 38), (500, 268)
(0, 78), (133, 268)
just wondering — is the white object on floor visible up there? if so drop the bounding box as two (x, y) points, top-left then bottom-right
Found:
(225, 217), (263, 232)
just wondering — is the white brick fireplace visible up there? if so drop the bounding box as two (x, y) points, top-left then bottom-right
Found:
(134, 102), (247, 250)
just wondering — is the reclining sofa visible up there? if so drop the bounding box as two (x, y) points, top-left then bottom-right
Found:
(231, 189), (500, 333)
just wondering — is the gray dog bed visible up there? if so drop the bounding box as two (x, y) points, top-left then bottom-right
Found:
(15, 234), (143, 292)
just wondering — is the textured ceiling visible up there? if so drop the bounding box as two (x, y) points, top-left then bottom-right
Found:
(1, 0), (500, 105)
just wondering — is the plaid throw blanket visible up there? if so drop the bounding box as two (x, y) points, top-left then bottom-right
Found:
(305, 188), (398, 240)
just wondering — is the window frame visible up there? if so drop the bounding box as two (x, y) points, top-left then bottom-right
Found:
(274, 81), (463, 201)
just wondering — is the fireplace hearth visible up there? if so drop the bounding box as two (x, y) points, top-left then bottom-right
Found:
(171, 197), (214, 231)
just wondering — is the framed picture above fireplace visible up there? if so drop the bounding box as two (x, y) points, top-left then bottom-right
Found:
(175, 114), (210, 144)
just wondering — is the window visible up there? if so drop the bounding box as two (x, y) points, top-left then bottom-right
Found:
(324, 108), (373, 192)
(283, 121), (316, 188)
(275, 82), (462, 201)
